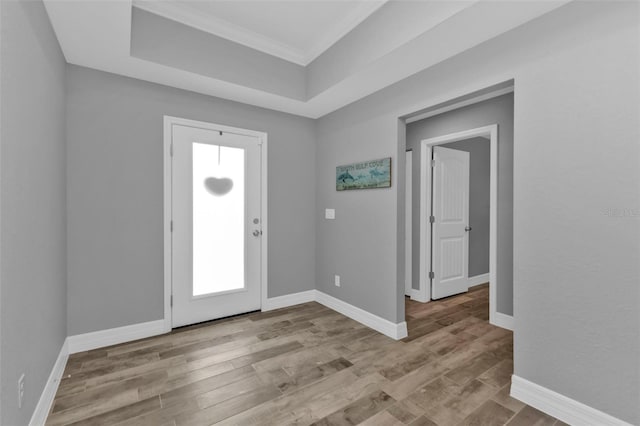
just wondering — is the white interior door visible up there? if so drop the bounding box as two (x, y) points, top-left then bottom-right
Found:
(431, 146), (470, 299)
(171, 124), (262, 327)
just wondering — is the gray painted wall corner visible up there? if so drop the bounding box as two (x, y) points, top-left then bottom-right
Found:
(0, 0), (68, 423)
(65, 65), (317, 335)
(315, 113), (401, 324)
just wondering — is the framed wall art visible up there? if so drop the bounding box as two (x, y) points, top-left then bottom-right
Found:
(336, 157), (391, 191)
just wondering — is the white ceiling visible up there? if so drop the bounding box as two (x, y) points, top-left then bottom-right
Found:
(43, 0), (571, 118)
(134, 0), (386, 65)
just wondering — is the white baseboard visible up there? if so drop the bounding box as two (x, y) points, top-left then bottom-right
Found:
(26, 289), (415, 426)
(66, 289), (407, 357)
(490, 311), (514, 331)
(315, 291), (408, 340)
(29, 339), (69, 426)
(262, 290), (316, 311)
(468, 273), (490, 287)
(264, 290), (407, 340)
(511, 375), (633, 426)
(67, 319), (167, 354)
(410, 289), (430, 303)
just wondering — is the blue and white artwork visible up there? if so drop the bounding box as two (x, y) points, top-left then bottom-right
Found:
(336, 157), (391, 191)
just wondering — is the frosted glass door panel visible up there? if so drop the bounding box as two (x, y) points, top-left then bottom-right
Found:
(192, 142), (245, 297)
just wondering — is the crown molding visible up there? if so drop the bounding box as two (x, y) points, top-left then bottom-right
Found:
(133, 0), (386, 66)
(133, 1), (305, 65)
(303, 1), (386, 65)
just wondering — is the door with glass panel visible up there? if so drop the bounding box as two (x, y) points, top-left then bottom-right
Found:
(171, 123), (262, 327)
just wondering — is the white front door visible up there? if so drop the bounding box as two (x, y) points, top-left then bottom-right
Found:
(431, 146), (470, 299)
(171, 124), (262, 327)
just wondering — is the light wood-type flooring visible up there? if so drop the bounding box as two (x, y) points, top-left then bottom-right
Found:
(46, 284), (564, 425)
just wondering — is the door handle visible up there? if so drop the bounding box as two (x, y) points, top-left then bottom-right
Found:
(252, 230), (262, 237)
(465, 226), (472, 232)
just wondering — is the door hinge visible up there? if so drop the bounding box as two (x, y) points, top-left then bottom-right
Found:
(170, 144), (173, 157)
(429, 271), (435, 280)
(170, 220), (173, 232)
(170, 295), (173, 307)
(429, 215), (435, 223)
(431, 159), (435, 168)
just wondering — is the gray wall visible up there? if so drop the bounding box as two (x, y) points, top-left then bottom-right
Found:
(316, 115), (401, 324)
(441, 138), (490, 278)
(407, 94), (512, 315)
(316, 2), (639, 423)
(66, 65), (316, 335)
(0, 1), (68, 424)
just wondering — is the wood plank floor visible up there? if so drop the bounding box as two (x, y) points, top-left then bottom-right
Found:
(47, 284), (564, 426)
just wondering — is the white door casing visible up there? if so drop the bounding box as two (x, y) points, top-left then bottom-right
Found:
(418, 125), (504, 328)
(405, 150), (413, 296)
(431, 146), (470, 299)
(169, 121), (264, 328)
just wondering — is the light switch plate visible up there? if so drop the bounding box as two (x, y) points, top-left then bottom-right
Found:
(325, 209), (335, 219)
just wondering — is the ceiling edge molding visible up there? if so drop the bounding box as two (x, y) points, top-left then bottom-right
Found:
(132, 1), (387, 66)
(133, 1), (307, 65)
(303, 1), (388, 65)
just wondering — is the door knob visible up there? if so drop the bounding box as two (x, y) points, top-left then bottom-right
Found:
(465, 226), (472, 232)
(252, 230), (262, 237)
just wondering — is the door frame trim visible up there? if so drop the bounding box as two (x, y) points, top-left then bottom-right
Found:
(418, 125), (500, 326)
(405, 150), (413, 297)
(163, 116), (268, 332)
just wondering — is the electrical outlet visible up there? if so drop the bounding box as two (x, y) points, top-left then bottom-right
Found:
(18, 373), (25, 409)
(334, 275), (341, 287)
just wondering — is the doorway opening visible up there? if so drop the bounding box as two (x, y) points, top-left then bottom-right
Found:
(401, 84), (515, 333)
(405, 142), (488, 301)
(405, 124), (513, 329)
(163, 116), (268, 331)
(419, 126), (497, 316)
(405, 123), (512, 330)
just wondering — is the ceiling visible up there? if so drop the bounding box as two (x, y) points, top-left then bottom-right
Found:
(134, 0), (386, 65)
(43, 0), (571, 118)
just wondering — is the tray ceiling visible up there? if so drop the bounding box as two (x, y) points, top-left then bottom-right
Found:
(134, 0), (387, 65)
(43, 0), (570, 118)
